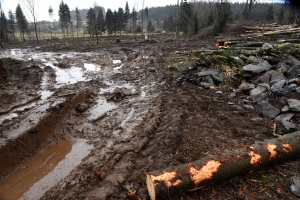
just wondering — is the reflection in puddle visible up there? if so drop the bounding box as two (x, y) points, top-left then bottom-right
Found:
(87, 97), (117, 121)
(0, 140), (93, 200)
(84, 63), (101, 71)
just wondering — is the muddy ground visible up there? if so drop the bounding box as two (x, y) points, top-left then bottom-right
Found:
(0, 36), (299, 200)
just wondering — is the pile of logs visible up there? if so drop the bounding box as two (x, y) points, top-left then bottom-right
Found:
(214, 23), (300, 51)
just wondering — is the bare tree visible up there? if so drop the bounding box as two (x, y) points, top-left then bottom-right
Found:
(175, 0), (182, 40)
(48, 6), (54, 38)
(20, 0), (39, 43)
(141, 0), (145, 36)
(243, 0), (259, 20)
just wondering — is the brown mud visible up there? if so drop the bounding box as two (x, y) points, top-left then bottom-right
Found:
(0, 38), (299, 200)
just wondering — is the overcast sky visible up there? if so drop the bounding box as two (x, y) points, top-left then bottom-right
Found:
(2, 0), (283, 21)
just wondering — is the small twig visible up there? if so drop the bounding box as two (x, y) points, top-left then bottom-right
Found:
(40, 152), (56, 169)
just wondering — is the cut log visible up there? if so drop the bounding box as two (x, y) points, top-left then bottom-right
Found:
(146, 131), (300, 200)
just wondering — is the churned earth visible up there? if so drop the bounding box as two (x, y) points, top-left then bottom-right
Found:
(0, 37), (299, 200)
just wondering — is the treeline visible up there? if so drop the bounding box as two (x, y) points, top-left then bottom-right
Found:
(0, 0), (300, 43)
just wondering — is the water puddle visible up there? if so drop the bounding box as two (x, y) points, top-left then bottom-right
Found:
(113, 60), (121, 64)
(87, 97), (117, 122)
(114, 65), (123, 71)
(0, 139), (93, 200)
(40, 72), (54, 100)
(84, 63), (101, 71)
(45, 63), (87, 88)
(0, 102), (38, 124)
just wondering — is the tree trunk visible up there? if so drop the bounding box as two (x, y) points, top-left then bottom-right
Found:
(33, 21), (39, 43)
(175, 0), (180, 40)
(146, 131), (300, 200)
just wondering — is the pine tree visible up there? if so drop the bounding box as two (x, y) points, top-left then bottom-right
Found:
(58, 1), (71, 37)
(265, 5), (274, 23)
(0, 11), (8, 42)
(125, 2), (130, 34)
(105, 9), (113, 35)
(117, 8), (125, 35)
(147, 20), (155, 32)
(86, 8), (94, 37)
(193, 14), (199, 35)
(75, 7), (82, 37)
(145, 7), (149, 34)
(7, 10), (16, 41)
(213, 0), (232, 34)
(179, 0), (193, 37)
(97, 8), (105, 35)
(167, 15), (175, 32)
(15, 4), (28, 42)
(48, 6), (54, 38)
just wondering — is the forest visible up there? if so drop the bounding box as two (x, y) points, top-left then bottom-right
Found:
(0, 0), (299, 43)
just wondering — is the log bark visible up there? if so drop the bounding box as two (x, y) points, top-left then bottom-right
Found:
(146, 131), (300, 200)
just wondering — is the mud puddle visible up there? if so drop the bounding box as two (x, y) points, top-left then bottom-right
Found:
(84, 63), (101, 71)
(86, 97), (117, 122)
(0, 101), (38, 124)
(0, 139), (93, 200)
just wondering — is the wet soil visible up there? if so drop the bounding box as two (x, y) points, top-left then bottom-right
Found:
(0, 38), (299, 200)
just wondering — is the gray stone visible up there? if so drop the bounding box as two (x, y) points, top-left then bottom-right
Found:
(251, 117), (264, 122)
(282, 105), (290, 112)
(228, 92), (236, 98)
(255, 101), (280, 119)
(288, 99), (300, 112)
(287, 65), (300, 79)
(271, 79), (287, 94)
(242, 99), (253, 105)
(216, 91), (223, 100)
(203, 76), (214, 85)
(275, 113), (294, 122)
(198, 68), (224, 83)
(247, 56), (264, 64)
(277, 67), (288, 74)
(238, 83), (255, 93)
(296, 87), (300, 95)
(261, 43), (274, 51)
(288, 84), (298, 91)
(231, 57), (245, 66)
(200, 82), (214, 88)
(250, 86), (267, 100)
(290, 176), (300, 198)
(242, 61), (272, 78)
(267, 70), (287, 83)
(276, 120), (298, 135)
(243, 105), (255, 110)
(279, 97), (288, 106)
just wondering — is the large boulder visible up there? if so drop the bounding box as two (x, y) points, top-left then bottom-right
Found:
(242, 61), (272, 79)
(255, 101), (280, 119)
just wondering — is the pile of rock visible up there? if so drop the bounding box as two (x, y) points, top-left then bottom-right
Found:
(178, 42), (300, 135)
(238, 45), (300, 135)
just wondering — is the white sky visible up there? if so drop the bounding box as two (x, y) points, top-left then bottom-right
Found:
(2, 0), (282, 21)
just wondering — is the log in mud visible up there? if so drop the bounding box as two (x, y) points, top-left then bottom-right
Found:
(146, 131), (300, 200)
